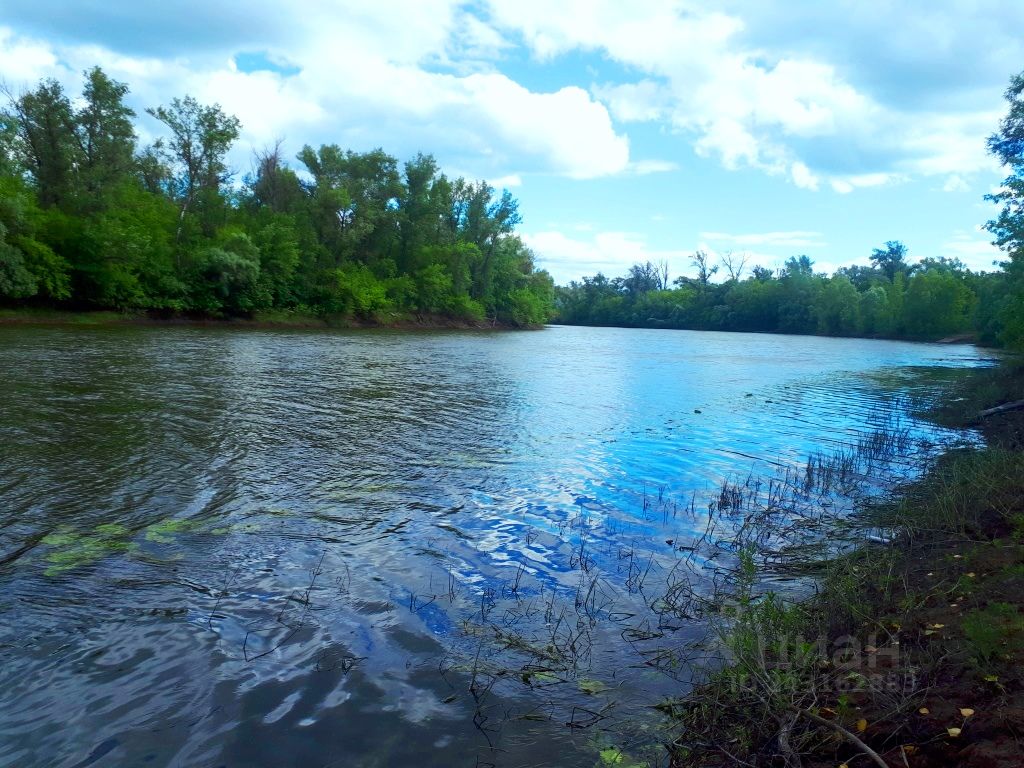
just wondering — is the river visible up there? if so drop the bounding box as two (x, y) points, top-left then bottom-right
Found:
(0, 324), (987, 767)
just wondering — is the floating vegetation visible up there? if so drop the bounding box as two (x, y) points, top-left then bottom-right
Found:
(577, 678), (607, 695)
(144, 518), (201, 543)
(596, 746), (645, 767)
(38, 513), (273, 577)
(41, 524), (130, 576)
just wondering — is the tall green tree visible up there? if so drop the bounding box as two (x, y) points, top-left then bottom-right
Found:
(6, 79), (79, 209)
(75, 67), (137, 205)
(870, 240), (909, 282)
(986, 69), (1024, 349)
(147, 96), (241, 241)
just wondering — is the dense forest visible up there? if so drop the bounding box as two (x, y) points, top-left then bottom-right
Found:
(2, 67), (1023, 346)
(0, 67), (555, 326)
(554, 245), (1004, 343)
(556, 70), (1024, 350)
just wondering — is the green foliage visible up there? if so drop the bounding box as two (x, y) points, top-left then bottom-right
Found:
(558, 248), (1001, 343)
(813, 274), (860, 335)
(0, 175), (71, 299)
(321, 264), (391, 316)
(190, 239), (261, 315)
(0, 233), (36, 298)
(962, 603), (1024, 663)
(986, 69), (1024, 349)
(252, 217), (300, 306)
(413, 262), (454, 313)
(870, 240), (909, 281)
(902, 264), (975, 338)
(13, 235), (70, 300)
(80, 182), (180, 308)
(0, 66), (554, 324)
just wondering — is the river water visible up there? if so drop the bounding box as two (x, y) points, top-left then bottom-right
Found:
(0, 324), (987, 767)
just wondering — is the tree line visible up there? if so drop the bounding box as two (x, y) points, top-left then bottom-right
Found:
(554, 244), (1005, 343)
(0, 67), (555, 326)
(557, 68), (1024, 350)
(3, 66), (1023, 345)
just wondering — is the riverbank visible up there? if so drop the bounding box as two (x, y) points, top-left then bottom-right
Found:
(552, 319), (980, 346)
(668, 361), (1024, 767)
(0, 307), (533, 331)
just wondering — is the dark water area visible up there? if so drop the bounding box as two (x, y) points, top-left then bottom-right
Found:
(0, 324), (987, 767)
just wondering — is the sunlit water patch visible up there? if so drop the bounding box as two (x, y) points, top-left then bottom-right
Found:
(0, 325), (990, 767)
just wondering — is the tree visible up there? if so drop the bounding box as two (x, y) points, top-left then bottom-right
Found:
(0, 175), (71, 300)
(777, 256), (818, 334)
(6, 79), (79, 209)
(902, 267), (975, 339)
(79, 182), (179, 308)
(252, 218), (301, 307)
(297, 145), (403, 269)
(985, 69), (1024, 348)
(720, 250), (749, 282)
(858, 285), (891, 336)
(75, 67), (136, 204)
(398, 153), (445, 272)
(623, 261), (664, 296)
(147, 96), (241, 241)
(249, 141), (306, 215)
(814, 275), (860, 335)
(870, 240), (909, 282)
(690, 250), (719, 290)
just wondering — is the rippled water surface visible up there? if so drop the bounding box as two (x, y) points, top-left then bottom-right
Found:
(0, 324), (987, 767)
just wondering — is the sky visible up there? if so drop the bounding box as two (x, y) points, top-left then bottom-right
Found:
(1, 1), (1021, 284)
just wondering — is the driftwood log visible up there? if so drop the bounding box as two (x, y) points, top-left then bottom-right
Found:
(978, 399), (1024, 419)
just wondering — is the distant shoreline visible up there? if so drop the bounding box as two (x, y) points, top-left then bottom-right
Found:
(550, 318), (981, 345)
(0, 308), (537, 332)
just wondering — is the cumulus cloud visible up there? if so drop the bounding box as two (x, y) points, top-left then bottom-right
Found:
(0, 4), (630, 181)
(524, 230), (691, 283)
(5, 2), (1018, 191)
(829, 172), (906, 195)
(942, 175), (971, 193)
(940, 228), (1004, 271)
(489, 0), (1021, 190)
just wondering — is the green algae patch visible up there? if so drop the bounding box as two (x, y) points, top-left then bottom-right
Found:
(42, 524), (131, 576)
(143, 518), (200, 543)
(596, 746), (645, 767)
(577, 678), (607, 695)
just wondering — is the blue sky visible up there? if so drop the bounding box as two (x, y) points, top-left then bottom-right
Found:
(2, 1), (1021, 283)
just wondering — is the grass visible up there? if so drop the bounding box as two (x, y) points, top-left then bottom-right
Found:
(0, 307), (140, 325)
(961, 603), (1024, 664)
(0, 306), (522, 330)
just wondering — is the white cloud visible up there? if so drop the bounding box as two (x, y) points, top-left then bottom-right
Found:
(939, 228), (1004, 272)
(0, 27), (61, 82)
(829, 172), (905, 195)
(524, 230), (690, 283)
(627, 159), (679, 175)
(942, 175), (970, 193)
(790, 161), (819, 191)
(488, 1), (1021, 190)
(593, 79), (670, 122)
(0, 12), (630, 182)
(488, 173), (522, 188)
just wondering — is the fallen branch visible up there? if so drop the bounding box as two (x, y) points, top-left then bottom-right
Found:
(795, 708), (889, 768)
(978, 399), (1024, 419)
